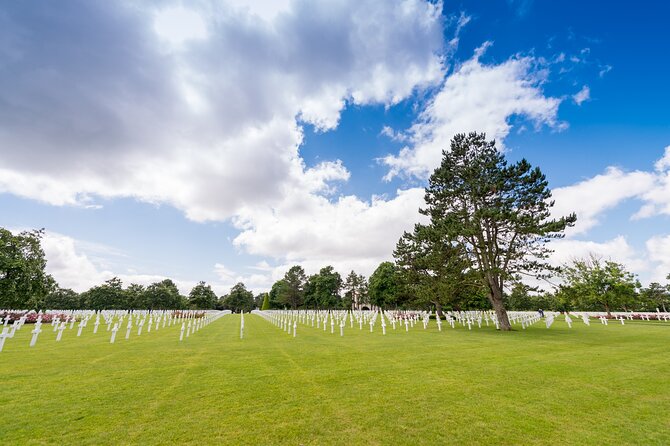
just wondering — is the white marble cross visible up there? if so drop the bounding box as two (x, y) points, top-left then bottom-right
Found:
(56, 322), (66, 341)
(110, 323), (119, 343)
(30, 323), (42, 347)
(545, 314), (555, 328)
(77, 321), (85, 337)
(0, 327), (9, 352)
(180, 322), (185, 341)
(125, 321), (132, 340)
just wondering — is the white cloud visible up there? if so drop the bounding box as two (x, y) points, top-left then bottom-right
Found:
(654, 146), (670, 171)
(549, 236), (648, 274)
(232, 188), (427, 275)
(646, 235), (670, 283)
(382, 44), (563, 180)
(0, 0), (444, 222)
(41, 232), (111, 291)
(573, 85), (590, 105)
(153, 6), (208, 48)
(551, 167), (656, 235)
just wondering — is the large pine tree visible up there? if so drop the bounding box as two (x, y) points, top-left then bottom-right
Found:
(422, 133), (576, 330)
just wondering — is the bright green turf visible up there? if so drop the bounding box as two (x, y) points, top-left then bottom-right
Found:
(0, 314), (668, 445)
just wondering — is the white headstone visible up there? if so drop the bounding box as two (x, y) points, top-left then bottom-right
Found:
(56, 322), (66, 341)
(110, 324), (119, 343)
(0, 327), (9, 352)
(29, 323), (42, 347)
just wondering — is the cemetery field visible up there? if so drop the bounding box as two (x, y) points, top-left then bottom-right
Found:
(1, 315), (669, 445)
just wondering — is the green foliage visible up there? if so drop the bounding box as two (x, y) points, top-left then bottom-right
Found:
(343, 270), (367, 309)
(143, 279), (185, 310)
(559, 255), (640, 314)
(125, 283), (146, 309)
(421, 133), (576, 329)
(279, 265), (307, 309)
(260, 293), (271, 310)
(44, 287), (81, 310)
(368, 261), (400, 309)
(639, 282), (670, 312)
(188, 281), (217, 309)
(394, 223), (481, 314)
(504, 284), (562, 311)
(304, 266), (342, 309)
(81, 277), (127, 310)
(222, 282), (255, 313)
(269, 279), (287, 309)
(0, 228), (55, 309)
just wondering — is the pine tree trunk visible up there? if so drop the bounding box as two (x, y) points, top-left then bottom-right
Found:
(489, 281), (511, 331)
(433, 301), (444, 318)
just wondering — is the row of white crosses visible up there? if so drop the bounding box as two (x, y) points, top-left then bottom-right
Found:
(0, 312), (31, 352)
(179, 310), (231, 341)
(257, 309), (436, 337)
(230, 307), (670, 342)
(0, 309), (220, 351)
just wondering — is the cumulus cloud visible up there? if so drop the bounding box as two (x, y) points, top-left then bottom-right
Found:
(573, 85), (590, 105)
(549, 236), (648, 274)
(40, 232), (199, 293)
(646, 235), (670, 283)
(381, 43), (563, 180)
(233, 188), (427, 267)
(551, 167), (656, 235)
(0, 0), (444, 221)
(548, 149), (670, 237)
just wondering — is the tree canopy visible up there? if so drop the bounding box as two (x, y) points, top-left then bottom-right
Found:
(559, 255), (640, 315)
(279, 265), (307, 310)
(368, 262), (400, 309)
(343, 270), (368, 309)
(394, 223), (481, 315)
(189, 281), (217, 309)
(421, 133), (576, 330)
(222, 282), (255, 313)
(0, 228), (55, 309)
(304, 266), (342, 309)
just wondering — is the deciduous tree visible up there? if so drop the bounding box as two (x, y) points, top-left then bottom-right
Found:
(189, 281), (217, 309)
(0, 228), (55, 309)
(368, 262), (400, 309)
(559, 255), (639, 315)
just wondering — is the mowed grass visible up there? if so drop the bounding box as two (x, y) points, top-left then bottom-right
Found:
(0, 314), (669, 445)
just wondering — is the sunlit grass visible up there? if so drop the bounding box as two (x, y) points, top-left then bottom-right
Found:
(0, 314), (668, 445)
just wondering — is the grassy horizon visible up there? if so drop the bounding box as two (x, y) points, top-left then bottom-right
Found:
(1, 314), (668, 445)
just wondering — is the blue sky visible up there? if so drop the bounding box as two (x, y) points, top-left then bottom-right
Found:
(1, 0), (669, 294)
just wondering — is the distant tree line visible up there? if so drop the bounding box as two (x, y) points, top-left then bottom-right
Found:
(3, 134), (669, 319)
(1, 226), (668, 315)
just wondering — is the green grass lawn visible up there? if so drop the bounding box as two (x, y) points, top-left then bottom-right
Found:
(0, 314), (668, 445)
